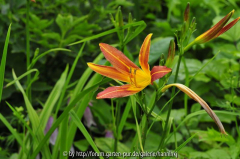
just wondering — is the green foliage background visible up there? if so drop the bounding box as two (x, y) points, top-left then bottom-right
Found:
(0, 0), (240, 159)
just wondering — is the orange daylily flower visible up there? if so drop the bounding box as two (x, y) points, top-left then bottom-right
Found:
(194, 10), (240, 44)
(88, 34), (172, 99)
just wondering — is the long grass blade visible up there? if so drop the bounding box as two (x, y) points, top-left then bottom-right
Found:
(0, 24), (11, 103)
(4, 69), (39, 88)
(39, 65), (68, 129)
(12, 70), (51, 158)
(69, 110), (104, 159)
(130, 96), (144, 152)
(0, 113), (27, 153)
(30, 78), (112, 159)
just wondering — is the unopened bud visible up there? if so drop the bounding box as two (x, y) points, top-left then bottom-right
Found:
(128, 12), (133, 23)
(109, 13), (115, 26)
(190, 17), (196, 30)
(159, 54), (165, 66)
(165, 40), (175, 68)
(34, 48), (39, 58)
(184, 2), (190, 23)
(116, 6), (124, 27)
(181, 21), (187, 36)
(194, 10), (235, 44)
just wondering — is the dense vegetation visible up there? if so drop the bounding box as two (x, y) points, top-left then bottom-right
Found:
(0, 0), (240, 159)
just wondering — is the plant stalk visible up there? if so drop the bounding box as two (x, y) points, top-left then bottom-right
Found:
(158, 45), (183, 150)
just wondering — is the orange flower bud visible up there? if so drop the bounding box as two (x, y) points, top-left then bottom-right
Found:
(194, 10), (236, 44)
(184, 3), (190, 23)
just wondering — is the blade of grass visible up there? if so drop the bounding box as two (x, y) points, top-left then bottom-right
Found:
(165, 110), (240, 144)
(69, 53), (104, 103)
(5, 101), (37, 158)
(182, 57), (189, 115)
(30, 78), (112, 159)
(55, 43), (85, 116)
(57, 43), (85, 159)
(12, 70), (51, 158)
(66, 73), (103, 151)
(174, 133), (198, 152)
(6, 102), (35, 138)
(118, 99), (131, 138)
(66, 54), (105, 150)
(130, 96), (144, 152)
(0, 113), (28, 154)
(69, 110), (104, 159)
(26, 0), (31, 99)
(0, 24), (11, 103)
(69, 21), (146, 46)
(39, 65), (68, 130)
(28, 48), (71, 69)
(4, 69), (39, 88)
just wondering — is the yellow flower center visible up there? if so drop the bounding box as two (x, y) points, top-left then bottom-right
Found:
(128, 67), (151, 88)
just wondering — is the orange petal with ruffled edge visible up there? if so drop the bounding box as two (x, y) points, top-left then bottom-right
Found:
(151, 66), (172, 83)
(99, 43), (139, 75)
(96, 84), (142, 99)
(195, 10), (234, 43)
(139, 34), (152, 73)
(216, 17), (240, 37)
(87, 63), (130, 82)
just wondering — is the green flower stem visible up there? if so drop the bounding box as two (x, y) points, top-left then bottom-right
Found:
(182, 57), (189, 115)
(113, 101), (120, 156)
(183, 40), (195, 52)
(26, 0), (31, 101)
(141, 114), (148, 147)
(113, 24), (125, 156)
(158, 43), (183, 150)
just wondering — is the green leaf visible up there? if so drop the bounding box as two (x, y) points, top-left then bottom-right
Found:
(69, 110), (104, 159)
(30, 78), (112, 159)
(56, 14), (73, 36)
(12, 70), (51, 158)
(0, 24), (11, 103)
(95, 138), (130, 152)
(149, 37), (174, 65)
(0, 114), (26, 154)
(39, 65), (68, 129)
(5, 69), (39, 88)
(175, 133), (197, 152)
(74, 139), (89, 151)
(130, 96), (143, 152)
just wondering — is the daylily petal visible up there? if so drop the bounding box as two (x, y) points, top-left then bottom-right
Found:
(96, 84), (142, 99)
(194, 10), (234, 44)
(99, 43), (139, 75)
(87, 63), (130, 82)
(162, 83), (227, 135)
(215, 17), (240, 37)
(151, 66), (172, 83)
(139, 34), (152, 73)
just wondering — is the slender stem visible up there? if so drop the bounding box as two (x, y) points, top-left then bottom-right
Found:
(113, 22), (125, 156)
(173, 121), (178, 149)
(26, 0), (31, 100)
(184, 40), (195, 52)
(182, 57), (189, 115)
(113, 101), (120, 158)
(235, 117), (240, 137)
(141, 114), (148, 147)
(158, 45), (183, 150)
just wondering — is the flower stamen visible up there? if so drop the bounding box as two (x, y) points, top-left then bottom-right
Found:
(134, 69), (138, 87)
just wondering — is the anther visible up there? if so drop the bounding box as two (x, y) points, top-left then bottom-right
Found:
(134, 69), (138, 87)
(129, 67), (133, 84)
